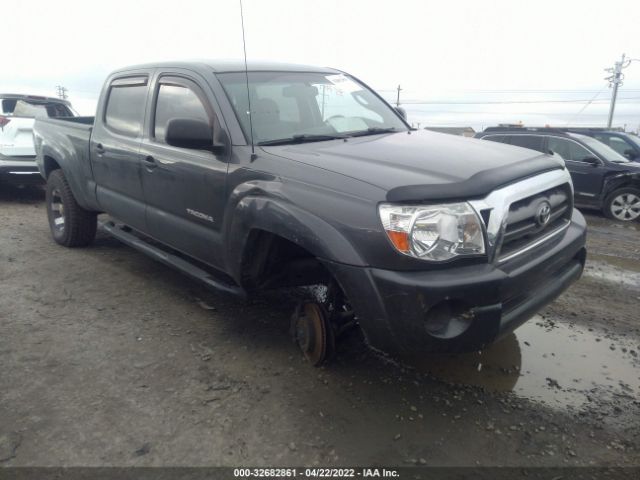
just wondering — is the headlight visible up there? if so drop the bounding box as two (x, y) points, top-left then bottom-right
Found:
(378, 202), (485, 261)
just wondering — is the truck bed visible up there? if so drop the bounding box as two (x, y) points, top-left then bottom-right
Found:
(37, 115), (95, 128)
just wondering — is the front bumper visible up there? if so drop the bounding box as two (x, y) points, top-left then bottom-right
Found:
(0, 155), (42, 183)
(325, 209), (587, 354)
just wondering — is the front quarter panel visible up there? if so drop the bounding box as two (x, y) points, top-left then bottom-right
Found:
(223, 164), (373, 282)
(602, 170), (640, 196)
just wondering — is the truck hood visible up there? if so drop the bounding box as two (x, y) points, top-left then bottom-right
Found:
(260, 130), (565, 202)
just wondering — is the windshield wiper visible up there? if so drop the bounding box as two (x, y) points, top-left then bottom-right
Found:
(257, 134), (346, 146)
(348, 127), (397, 138)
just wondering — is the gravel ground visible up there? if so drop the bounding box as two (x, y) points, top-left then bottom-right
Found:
(0, 184), (638, 467)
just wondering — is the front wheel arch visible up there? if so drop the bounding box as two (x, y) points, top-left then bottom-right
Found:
(224, 196), (365, 283)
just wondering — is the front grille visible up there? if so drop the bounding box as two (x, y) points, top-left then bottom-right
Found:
(498, 183), (572, 262)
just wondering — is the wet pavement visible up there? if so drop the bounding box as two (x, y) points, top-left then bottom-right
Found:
(405, 317), (639, 416)
(1, 185), (639, 467)
(585, 254), (640, 289)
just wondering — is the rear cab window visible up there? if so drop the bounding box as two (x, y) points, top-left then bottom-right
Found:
(104, 76), (148, 137)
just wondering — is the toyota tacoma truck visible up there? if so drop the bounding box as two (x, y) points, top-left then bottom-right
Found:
(33, 61), (587, 365)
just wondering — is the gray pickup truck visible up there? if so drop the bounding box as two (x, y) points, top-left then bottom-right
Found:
(33, 61), (587, 365)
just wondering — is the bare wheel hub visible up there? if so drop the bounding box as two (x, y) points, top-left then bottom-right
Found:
(292, 302), (334, 366)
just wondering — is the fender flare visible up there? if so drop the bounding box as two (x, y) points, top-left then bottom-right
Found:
(39, 143), (97, 211)
(602, 171), (640, 198)
(223, 194), (366, 283)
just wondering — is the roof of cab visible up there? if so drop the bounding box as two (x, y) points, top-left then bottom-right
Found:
(113, 59), (341, 74)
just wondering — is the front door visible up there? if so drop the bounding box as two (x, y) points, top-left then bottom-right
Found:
(139, 73), (228, 268)
(547, 136), (606, 203)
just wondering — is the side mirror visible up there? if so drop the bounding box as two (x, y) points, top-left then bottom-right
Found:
(624, 149), (638, 160)
(394, 106), (407, 120)
(165, 118), (224, 153)
(583, 156), (601, 166)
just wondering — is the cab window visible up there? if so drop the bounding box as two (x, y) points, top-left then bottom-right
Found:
(153, 82), (210, 143)
(547, 137), (593, 162)
(104, 77), (148, 137)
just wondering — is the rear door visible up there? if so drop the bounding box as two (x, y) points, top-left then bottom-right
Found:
(546, 136), (606, 202)
(139, 70), (229, 267)
(90, 73), (151, 231)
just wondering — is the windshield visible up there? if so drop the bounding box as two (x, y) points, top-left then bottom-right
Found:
(625, 134), (640, 149)
(572, 133), (629, 163)
(217, 71), (407, 144)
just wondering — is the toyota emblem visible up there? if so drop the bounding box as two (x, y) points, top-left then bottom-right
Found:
(536, 201), (552, 227)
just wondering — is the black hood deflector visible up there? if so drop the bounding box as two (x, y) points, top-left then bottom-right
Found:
(386, 154), (564, 203)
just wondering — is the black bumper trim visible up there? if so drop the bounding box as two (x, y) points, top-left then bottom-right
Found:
(324, 210), (587, 355)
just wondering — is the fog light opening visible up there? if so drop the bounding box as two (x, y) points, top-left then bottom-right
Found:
(424, 300), (475, 339)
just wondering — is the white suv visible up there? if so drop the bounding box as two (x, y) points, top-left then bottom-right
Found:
(1, 94), (75, 184)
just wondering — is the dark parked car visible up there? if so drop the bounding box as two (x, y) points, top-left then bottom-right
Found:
(33, 61), (586, 365)
(476, 128), (640, 222)
(563, 128), (640, 162)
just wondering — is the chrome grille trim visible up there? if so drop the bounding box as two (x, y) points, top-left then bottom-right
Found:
(497, 219), (570, 263)
(468, 168), (574, 263)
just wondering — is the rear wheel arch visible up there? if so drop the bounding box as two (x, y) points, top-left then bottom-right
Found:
(43, 155), (61, 178)
(45, 169), (97, 247)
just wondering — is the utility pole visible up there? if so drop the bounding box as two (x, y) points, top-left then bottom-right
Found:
(605, 54), (640, 128)
(605, 54), (626, 128)
(55, 85), (68, 100)
(396, 85), (402, 107)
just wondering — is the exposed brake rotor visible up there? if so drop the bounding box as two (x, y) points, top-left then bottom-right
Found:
(291, 302), (335, 366)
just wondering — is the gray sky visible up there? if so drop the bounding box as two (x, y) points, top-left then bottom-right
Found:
(3, 0), (640, 131)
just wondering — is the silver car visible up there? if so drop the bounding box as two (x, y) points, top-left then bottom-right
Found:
(1, 94), (75, 184)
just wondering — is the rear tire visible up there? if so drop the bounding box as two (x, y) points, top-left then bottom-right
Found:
(603, 187), (640, 222)
(46, 169), (97, 247)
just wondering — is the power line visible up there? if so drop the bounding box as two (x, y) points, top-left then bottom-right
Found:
(565, 84), (608, 126)
(403, 109), (640, 116)
(379, 96), (640, 105)
(378, 88), (640, 94)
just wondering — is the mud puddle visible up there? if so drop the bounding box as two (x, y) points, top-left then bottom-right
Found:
(403, 317), (639, 412)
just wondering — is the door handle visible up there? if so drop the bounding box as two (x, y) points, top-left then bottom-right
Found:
(95, 143), (105, 154)
(143, 155), (157, 169)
